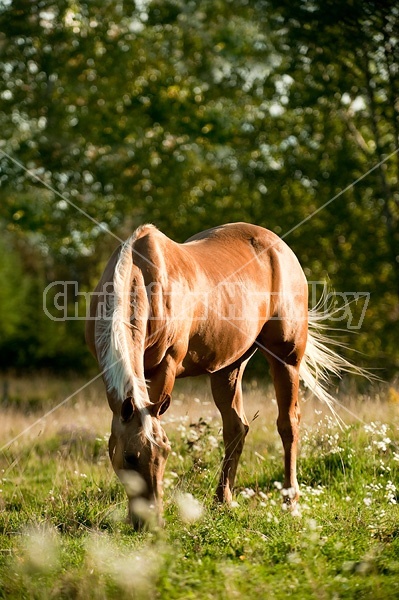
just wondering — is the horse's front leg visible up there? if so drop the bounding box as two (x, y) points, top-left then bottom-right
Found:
(210, 361), (249, 504)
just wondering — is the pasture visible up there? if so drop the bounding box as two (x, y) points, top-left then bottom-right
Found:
(0, 375), (398, 599)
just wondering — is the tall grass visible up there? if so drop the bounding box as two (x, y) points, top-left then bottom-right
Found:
(0, 374), (398, 599)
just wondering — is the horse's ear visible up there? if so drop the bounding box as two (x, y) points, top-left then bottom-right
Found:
(150, 394), (171, 419)
(121, 397), (134, 422)
(158, 394), (171, 416)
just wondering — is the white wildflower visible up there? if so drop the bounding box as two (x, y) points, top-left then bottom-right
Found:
(118, 470), (147, 497)
(291, 504), (302, 518)
(20, 524), (60, 573)
(187, 428), (199, 443)
(240, 488), (256, 499)
(86, 534), (162, 592)
(307, 519), (318, 531)
(288, 552), (301, 564)
(208, 435), (219, 449)
(385, 481), (397, 505)
(176, 492), (204, 523)
(129, 498), (155, 523)
(281, 487), (296, 499)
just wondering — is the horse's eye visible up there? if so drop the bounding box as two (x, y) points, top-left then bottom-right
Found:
(124, 453), (139, 469)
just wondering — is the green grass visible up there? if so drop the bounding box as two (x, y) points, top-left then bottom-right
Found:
(0, 376), (398, 599)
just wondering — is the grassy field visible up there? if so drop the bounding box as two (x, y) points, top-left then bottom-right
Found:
(0, 374), (398, 599)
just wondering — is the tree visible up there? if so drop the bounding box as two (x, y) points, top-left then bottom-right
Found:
(0, 0), (398, 373)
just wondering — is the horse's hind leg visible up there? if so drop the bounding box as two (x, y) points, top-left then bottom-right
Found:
(258, 336), (303, 502)
(271, 360), (301, 501)
(210, 358), (251, 504)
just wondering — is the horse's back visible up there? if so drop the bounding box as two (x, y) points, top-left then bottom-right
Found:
(183, 222), (307, 296)
(126, 221), (308, 337)
(105, 222), (304, 293)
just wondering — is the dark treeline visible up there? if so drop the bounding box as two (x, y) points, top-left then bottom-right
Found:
(0, 0), (398, 377)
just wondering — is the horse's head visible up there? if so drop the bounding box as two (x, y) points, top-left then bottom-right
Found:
(108, 395), (171, 529)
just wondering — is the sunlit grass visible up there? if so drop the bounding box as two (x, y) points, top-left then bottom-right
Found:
(0, 375), (398, 599)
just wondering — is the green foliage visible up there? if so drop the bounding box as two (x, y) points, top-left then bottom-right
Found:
(0, 234), (31, 340)
(0, 0), (398, 373)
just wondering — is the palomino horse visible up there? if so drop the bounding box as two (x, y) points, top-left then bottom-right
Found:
(85, 222), (350, 525)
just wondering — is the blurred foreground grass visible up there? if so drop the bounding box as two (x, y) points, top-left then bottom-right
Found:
(0, 374), (398, 599)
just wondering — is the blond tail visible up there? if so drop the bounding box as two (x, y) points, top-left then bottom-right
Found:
(299, 303), (371, 426)
(95, 232), (154, 442)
